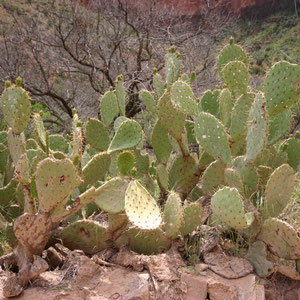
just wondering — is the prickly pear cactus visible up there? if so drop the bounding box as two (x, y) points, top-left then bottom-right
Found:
(100, 90), (119, 126)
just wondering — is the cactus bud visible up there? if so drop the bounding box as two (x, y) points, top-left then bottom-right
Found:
(15, 77), (22, 86)
(76, 121), (83, 127)
(117, 74), (123, 81)
(229, 36), (234, 45)
(5, 80), (11, 88)
(168, 46), (176, 53)
(39, 110), (44, 117)
(175, 51), (181, 58)
(72, 108), (77, 115)
(153, 68), (158, 75)
(295, 131), (300, 139)
(190, 71), (196, 83)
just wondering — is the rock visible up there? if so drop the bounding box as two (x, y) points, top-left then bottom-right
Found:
(75, 255), (102, 285)
(204, 250), (253, 279)
(208, 282), (238, 300)
(195, 263), (209, 273)
(181, 273), (208, 300)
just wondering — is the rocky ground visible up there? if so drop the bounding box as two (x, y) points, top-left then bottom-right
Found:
(0, 241), (299, 300)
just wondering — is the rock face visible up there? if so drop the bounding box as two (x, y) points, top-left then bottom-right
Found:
(77, 0), (294, 18)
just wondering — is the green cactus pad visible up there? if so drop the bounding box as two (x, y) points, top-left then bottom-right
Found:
(30, 151), (48, 175)
(33, 113), (47, 149)
(108, 120), (143, 153)
(257, 165), (273, 188)
(200, 90), (220, 117)
(100, 90), (119, 126)
(246, 93), (267, 162)
(201, 160), (226, 195)
(0, 143), (8, 172)
(232, 156), (258, 198)
(221, 61), (249, 94)
(268, 110), (292, 146)
(0, 179), (18, 206)
(49, 134), (68, 153)
(170, 81), (197, 116)
(134, 150), (149, 175)
(115, 78), (126, 116)
(199, 151), (215, 168)
(245, 241), (274, 277)
(280, 138), (300, 170)
(219, 88), (233, 127)
(62, 220), (111, 255)
(114, 116), (129, 132)
(163, 192), (182, 239)
(211, 187), (254, 230)
(263, 164), (295, 218)
(7, 128), (26, 166)
(0, 131), (8, 146)
(14, 153), (30, 185)
(169, 155), (199, 196)
(139, 89), (156, 113)
(115, 228), (171, 255)
(156, 163), (169, 192)
(264, 61), (300, 116)
(258, 218), (300, 259)
(195, 112), (231, 164)
(179, 203), (203, 236)
(125, 180), (161, 230)
(224, 168), (244, 194)
(185, 120), (197, 143)
(108, 212), (128, 232)
(84, 118), (110, 151)
(230, 93), (255, 141)
(36, 158), (82, 213)
(117, 151), (135, 175)
(26, 138), (39, 150)
(82, 152), (111, 185)
(0, 86), (31, 134)
(95, 177), (129, 213)
(151, 121), (172, 164)
(153, 73), (165, 100)
(217, 42), (248, 72)
(157, 92), (185, 140)
(165, 52), (180, 87)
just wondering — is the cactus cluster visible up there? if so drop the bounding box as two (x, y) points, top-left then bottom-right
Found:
(0, 37), (300, 297)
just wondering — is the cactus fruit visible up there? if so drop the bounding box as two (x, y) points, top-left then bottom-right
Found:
(195, 112), (231, 164)
(157, 92), (185, 140)
(139, 89), (156, 114)
(94, 177), (129, 213)
(170, 81), (197, 116)
(258, 218), (300, 260)
(263, 164), (295, 218)
(267, 110), (292, 145)
(163, 192), (182, 239)
(35, 158), (82, 213)
(117, 151), (134, 175)
(211, 187), (254, 230)
(125, 180), (161, 230)
(115, 228), (171, 255)
(108, 120), (143, 153)
(62, 220), (111, 255)
(82, 152), (111, 185)
(0, 86), (31, 135)
(217, 39), (248, 72)
(115, 76), (126, 116)
(264, 61), (300, 116)
(179, 202), (203, 236)
(151, 121), (172, 164)
(100, 90), (119, 126)
(245, 93), (267, 162)
(201, 160), (226, 195)
(200, 90), (220, 117)
(245, 241), (274, 277)
(221, 61), (249, 94)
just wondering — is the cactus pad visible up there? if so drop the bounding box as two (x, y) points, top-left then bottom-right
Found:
(195, 112), (231, 164)
(0, 86), (31, 134)
(115, 228), (171, 255)
(36, 158), (82, 213)
(246, 93), (267, 162)
(82, 152), (111, 185)
(117, 151), (134, 175)
(280, 138), (300, 170)
(200, 90), (220, 117)
(49, 135), (68, 153)
(108, 120), (143, 153)
(139, 89), (156, 113)
(125, 180), (161, 230)
(201, 160), (226, 195)
(221, 61), (249, 94)
(153, 73), (165, 100)
(219, 88), (233, 127)
(14, 153), (30, 185)
(62, 220), (111, 255)
(258, 218), (300, 260)
(7, 128), (26, 166)
(263, 164), (295, 218)
(33, 113), (47, 149)
(170, 81), (197, 116)
(224, 168), (244, 194)
(95, 177), (129, 213)
(100, 90), (119, 126)
(264, 61), (300, 116)
(151, 121), (172, 163)
(211, 187), (254, 230)
(108, 212), (128, 232)
(179, 202), (203, 236)
(115, 77), (126, 116)
(163, 192), (182, 239)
